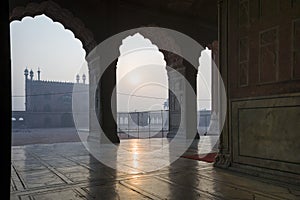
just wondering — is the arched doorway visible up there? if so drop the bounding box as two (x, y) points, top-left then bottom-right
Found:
(116, 33), (168, 139)
(10, 1), (93, 141)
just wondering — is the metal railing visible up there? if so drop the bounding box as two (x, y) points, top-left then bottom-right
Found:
(117, 110), (212, 139)
(117, 110), (169, 139)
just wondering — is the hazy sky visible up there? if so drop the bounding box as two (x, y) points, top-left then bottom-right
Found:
(117, 33), (168, 112)
(10, 14), (211, 112)
(10, 15), (88, 110)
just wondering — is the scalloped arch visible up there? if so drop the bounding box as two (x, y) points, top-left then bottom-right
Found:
(10, 0), (97, 54)
(128, 27), (184, 69)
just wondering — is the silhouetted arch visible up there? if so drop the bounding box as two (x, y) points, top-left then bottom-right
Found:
(10, 0), (97, 54)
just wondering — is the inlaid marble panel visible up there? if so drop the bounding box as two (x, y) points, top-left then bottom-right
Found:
(259, 27), (278, 83)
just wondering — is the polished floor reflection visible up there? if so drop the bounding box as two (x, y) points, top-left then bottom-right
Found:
(11, 137), (299, 199)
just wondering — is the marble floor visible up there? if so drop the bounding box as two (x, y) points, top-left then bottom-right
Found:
(11, 137), (300, 199)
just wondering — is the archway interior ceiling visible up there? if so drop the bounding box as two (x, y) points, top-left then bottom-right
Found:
(10, 0), (218, 52)
(118, 0), (218, 23)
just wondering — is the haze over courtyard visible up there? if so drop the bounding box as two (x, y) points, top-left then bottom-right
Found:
(10, 14), (212, 112)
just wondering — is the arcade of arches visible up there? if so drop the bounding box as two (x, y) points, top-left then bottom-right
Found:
(6, 0), (300, 198)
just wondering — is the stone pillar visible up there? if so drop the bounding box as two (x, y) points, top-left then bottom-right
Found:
(213, 0), (231, 168)
(208, 40), (221, 135)
(183, 59), (199, 139)
(87, 53), (101, 142)
(166, 65), (182, 138)
(87, 51), (120, 144)
(100, 60), (119, 143)
(164, 51), (198, 139)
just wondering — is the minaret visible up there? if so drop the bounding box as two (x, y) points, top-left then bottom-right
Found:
(29, 69), (34, 80)
(37, 68), (41, 81)
(76, 74), (80, 83)
(24, 68), (29, 111)
(24, 68), (29, 80)
(82, 74), (86, 84)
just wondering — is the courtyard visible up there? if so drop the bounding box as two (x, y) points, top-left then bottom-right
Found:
(11, 135), (299, 199)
